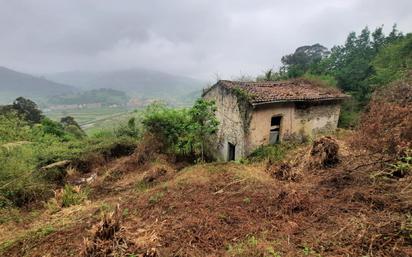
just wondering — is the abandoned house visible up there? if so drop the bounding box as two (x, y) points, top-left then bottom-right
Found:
(202, 79), (348, 161)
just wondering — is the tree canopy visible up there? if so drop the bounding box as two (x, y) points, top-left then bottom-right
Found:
(260, 24), (410, 127)
(281, 43), (330, 78)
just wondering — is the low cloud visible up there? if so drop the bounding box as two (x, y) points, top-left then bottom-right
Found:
(0, 0), (411, 80)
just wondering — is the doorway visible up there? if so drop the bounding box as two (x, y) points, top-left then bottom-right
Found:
(269, 115), (282, 144)
(228, 142), (236, 161)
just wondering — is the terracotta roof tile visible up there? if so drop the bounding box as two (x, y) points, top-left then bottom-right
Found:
(218, 79), (348, 105)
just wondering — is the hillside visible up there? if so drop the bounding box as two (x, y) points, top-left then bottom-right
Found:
(0, 67), (78, 104)
(0, 135), (410, 257)
(45, 69), (205, 102)
(0, 76), (411, 257)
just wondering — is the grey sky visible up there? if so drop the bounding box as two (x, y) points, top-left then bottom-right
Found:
(1, 0), (411, 80)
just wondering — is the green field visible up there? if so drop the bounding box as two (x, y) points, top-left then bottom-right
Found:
(44, 107), (140, 134)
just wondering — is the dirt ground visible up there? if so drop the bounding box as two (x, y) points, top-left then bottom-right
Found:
(1, 136), (411, 257)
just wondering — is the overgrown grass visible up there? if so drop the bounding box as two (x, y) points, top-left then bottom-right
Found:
(247, 144), (295, 163)
(60, 185), (89, 208)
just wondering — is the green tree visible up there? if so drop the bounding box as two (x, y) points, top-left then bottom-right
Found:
(60, 116), (86, 139)
(60, 116), (81, 129)
(314, 25), (404, 105)
(281, 43), (330, 78)
(12, 97), (44, 124)
(371, 33), (412, 86)
(188, 99), (219, 161)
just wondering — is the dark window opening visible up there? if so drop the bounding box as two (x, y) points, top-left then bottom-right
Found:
(228, 143), (236, 161)
(271, 116), (281, 126)
(270, 116), (282, 144)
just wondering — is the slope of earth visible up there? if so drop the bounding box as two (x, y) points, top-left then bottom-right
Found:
(0, 137), (411, 257)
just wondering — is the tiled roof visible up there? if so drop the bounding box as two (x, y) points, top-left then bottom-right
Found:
(216, 79), (348, 105)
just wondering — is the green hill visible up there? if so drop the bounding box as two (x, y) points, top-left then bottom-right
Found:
(0, 66), (78, 104)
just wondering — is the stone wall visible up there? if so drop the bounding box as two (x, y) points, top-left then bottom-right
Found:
(203, 85), (249, 161)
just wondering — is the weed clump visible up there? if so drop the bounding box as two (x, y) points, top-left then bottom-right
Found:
(82, 205), (125, 257)
(53, 185), (88, 208)
(81, 205), (155, 257)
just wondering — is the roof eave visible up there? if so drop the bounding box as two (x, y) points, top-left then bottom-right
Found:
(251, 96), (348, 106)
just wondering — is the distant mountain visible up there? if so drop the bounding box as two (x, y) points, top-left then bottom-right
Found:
(0, 66), (78, 104)
(45, 69), (205, 101)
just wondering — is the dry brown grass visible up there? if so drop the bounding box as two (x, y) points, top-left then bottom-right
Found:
(1, 137), (411, 257)
(354, 75), (412, 159)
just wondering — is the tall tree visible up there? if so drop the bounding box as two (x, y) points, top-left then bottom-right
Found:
(12, 97), (44, 124)
(281, 43), (330, 77)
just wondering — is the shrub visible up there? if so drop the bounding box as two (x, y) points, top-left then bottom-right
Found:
(65, 125), (86, 139)
(0, 145), (52, 207)
(40, 118), (66, 138)
(142, 102), (190, 155)
(0, 112), (31, 143)
(301, 73), (338, 88)
(142, 100), (218, 160)
(114, 117), (140, 138)
(0, 98), (141, 208)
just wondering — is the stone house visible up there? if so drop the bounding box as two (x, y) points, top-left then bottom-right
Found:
(202, 79), (348, 161)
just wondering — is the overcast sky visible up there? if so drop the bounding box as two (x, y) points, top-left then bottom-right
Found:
(1, 0), (411, 80)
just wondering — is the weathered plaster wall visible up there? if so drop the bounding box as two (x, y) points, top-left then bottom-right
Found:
(294, 102), (341, 136)
(203, 86), (248, 161)
(246, 102), (341, 155)
(247, 103), (294, 153)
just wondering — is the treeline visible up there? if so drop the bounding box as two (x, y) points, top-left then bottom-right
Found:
(48, 88), (129, 106)
(258, 25), (412, 127)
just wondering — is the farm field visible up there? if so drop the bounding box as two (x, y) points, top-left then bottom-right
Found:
(44, 107), (139, 134)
